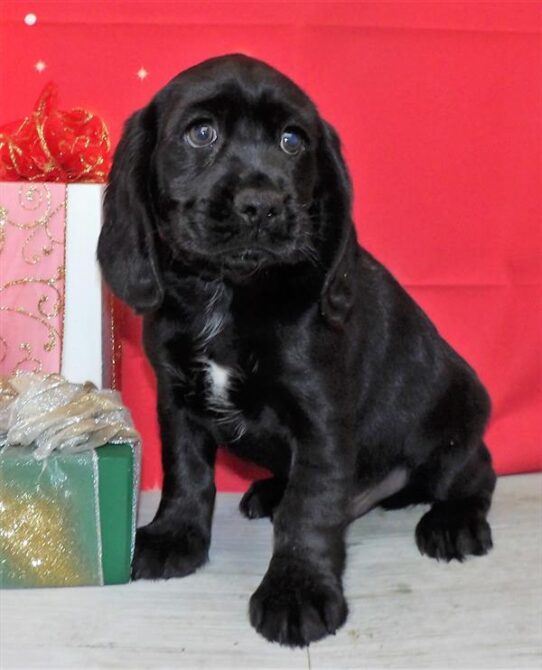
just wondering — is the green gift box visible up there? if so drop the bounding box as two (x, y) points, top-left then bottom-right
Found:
(0, 443), (139, 588)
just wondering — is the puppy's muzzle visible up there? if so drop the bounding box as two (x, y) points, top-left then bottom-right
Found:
(223, 247), (276, 272)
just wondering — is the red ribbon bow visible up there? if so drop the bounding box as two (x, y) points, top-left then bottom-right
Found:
(0, 83), (111, 183)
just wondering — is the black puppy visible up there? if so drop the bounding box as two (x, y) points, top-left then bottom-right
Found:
(98, 54), (496, 647)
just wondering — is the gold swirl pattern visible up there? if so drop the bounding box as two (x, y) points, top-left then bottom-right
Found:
(0, 183), (66, 375)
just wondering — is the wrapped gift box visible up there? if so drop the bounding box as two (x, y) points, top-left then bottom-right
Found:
(0, 90), (136, 588)
(0, 442), (137, 588)
(0, 181), (117, 388)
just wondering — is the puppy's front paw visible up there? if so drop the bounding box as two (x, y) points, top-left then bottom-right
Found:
(131, 523), (209, 580)
(416, 504), (493, 562)
(249, 558), (347, 647)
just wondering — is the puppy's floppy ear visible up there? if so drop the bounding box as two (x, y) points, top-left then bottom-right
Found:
(319, 121), (358, 329)
(97, 105), (164, 314)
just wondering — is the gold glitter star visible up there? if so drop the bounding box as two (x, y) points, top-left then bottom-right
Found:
(35, 60), (46, 73)
(136, 67), (148, 80)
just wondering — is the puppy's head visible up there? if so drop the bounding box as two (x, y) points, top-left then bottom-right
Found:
(98, 55), (355, 324)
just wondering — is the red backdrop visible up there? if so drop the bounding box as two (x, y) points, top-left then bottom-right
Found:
(2, 1), (540, 490)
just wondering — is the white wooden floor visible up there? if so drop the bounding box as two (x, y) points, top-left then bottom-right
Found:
(1, 474), (541, 669)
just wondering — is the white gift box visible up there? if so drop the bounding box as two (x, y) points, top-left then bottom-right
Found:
(63, 184), (111, 387)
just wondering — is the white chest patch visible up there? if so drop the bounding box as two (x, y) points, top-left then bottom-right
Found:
(199, 357), (246, 441)
(205, 359), (231, 401)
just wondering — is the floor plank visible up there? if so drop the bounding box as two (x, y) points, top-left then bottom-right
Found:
(1, 474), (541, 669)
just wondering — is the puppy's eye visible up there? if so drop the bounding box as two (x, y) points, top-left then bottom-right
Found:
(280, 129), (304, 155)
(186, 123), (218, 148)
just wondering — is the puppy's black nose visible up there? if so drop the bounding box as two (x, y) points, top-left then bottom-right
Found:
(234, 188), (284, 225)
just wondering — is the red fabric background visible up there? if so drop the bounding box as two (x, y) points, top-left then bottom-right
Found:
(2, 1), (540, 490)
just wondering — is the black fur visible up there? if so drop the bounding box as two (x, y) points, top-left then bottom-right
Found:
(98, 55), (496, 647)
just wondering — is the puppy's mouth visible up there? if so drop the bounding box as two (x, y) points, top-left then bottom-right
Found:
(220, 248), (276, 274)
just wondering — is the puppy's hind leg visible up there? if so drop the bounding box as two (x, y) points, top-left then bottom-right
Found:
(239, 476), (287, 520)
(349, 468), (410, 520)
(415, 441), (496, 562)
